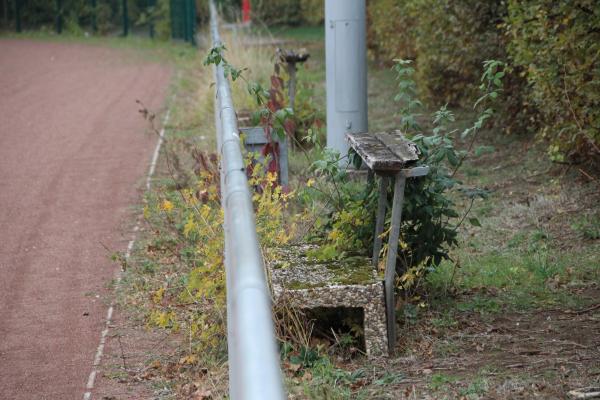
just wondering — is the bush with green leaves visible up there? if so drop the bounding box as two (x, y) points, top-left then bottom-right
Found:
(367, 0), (416, 64)
(505, 0), (600, 161)
(307, 59), (503, 286)
(4, 0), (175, 37)
(251, 0), (302, 26)
(367, 0), (533, 135)
(367, 0), (505, 106)
(410, 0), (507, 107)
(385, 59), (502, 271)
(299, 0), (323, 25)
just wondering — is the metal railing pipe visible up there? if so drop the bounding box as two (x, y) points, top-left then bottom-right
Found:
(209, 1), (285, 399)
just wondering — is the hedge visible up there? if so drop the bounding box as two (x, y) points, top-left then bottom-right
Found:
(506, 0), (600, 160)
(367, 0), (599, 160)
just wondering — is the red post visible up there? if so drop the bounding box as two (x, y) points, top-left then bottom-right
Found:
(242, 0), (251, 23)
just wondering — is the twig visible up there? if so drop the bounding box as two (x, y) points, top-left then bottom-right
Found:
(565, 303), (600, 315)
(117, 334), (127, 370)
(578, 168), (600, 185)
(504, 359), (547, 369)
(453, 197), (475, 230)
(568, 387), (600, 400)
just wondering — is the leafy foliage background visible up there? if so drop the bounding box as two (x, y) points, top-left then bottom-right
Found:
(367, 0), (599, 162)
(506, 0), (600, 160)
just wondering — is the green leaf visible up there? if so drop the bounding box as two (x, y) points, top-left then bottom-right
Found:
(474, 145), (495, 157)
(469, 217), (482, 227)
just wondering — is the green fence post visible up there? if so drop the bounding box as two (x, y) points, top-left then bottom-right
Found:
(191, 0), (196, 46)
(148, 0), (156, 38)
(169, 0), (175, 39)
(15, 0), (21, 32)
(91, 0), (97, 33)
(183, 0), (189, 42)
(55, 0), (63, 34)
(122, 0), (129, 36)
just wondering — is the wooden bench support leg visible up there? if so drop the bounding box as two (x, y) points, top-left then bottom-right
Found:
(372, 176), (389, 268)
(384, 172), (406, 354)
(279, 136), (289, 186)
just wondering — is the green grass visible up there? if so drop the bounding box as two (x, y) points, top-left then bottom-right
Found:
(0, 30), (198, 66)
(428, 238), (600, 312)
(41, 20), (596, 399)
(429, 373), (458, 391)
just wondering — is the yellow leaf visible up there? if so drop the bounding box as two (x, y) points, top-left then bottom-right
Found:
(161, 200), (174, 212)
(183, 217), (196, 237)
(152, 287), (165, 304)
(179, 354), (198, 365)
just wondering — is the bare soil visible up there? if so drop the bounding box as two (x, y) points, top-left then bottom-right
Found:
(0, 39), (170, 399)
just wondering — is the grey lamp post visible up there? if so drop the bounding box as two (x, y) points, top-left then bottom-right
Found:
(325, 0), (368, 159)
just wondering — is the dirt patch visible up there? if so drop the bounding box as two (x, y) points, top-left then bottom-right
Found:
(92, 304), (185, 400)
(381, 304), (600, 399)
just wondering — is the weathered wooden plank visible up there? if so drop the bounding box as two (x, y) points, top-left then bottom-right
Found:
(240, 126), (289, 186)
(372, 176), (390, 268)
(346, 130), (419, 171)
(240, 126), (269, 145)
(346, 132), (404, 171)
(374, 130), (419, 163)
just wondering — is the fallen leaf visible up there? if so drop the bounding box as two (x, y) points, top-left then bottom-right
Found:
(191, 389), (212, 400)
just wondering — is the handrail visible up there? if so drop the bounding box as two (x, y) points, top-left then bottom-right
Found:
(209, 1), (285, 399)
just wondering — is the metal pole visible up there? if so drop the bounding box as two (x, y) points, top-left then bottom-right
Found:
(325, 0), (368, 158)
(148, 0), (155, 38)
(242, 0), (250, 23)
(183, 0), (189, 42)
(186, 0), (194, 44)
(4, 0), (9, 26)
(55, 0), (63, 34)
(169, 0), (175, 39)
(122, 0), (128, 36)
(91, 0), (97, 33)
(286, 62), (297, 110)
(190, 0), (196, 46)
(15, 0), (21, 33)
(209, 1), (285, 399)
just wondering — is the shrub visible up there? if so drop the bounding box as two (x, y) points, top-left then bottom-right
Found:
(252, 0), (302, 26)
(306, 59), (504, 293)
(506, 0), (600, 161)
(367, 1), (536, 134)
(299, 0), (324, 26)
(367, 0), (416, 64)
(410, 0), (507, 107)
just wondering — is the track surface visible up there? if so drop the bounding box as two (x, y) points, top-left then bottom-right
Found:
(0, 39), (170, 399)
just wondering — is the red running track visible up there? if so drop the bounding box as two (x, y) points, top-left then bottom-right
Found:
(0, 39), (171, 399)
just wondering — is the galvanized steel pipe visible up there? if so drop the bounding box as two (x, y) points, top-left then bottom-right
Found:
(209, 1), (285, 399)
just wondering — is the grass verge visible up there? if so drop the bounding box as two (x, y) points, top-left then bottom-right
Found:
(86, 23), (599, 400)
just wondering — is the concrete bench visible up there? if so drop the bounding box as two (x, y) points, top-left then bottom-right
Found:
(268, 243), (388, 357)
(267, 130), (427, 357)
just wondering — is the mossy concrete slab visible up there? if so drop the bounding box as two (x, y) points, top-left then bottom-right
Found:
(268, 243), (389, 357)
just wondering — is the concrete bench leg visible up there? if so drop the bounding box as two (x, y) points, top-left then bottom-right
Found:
(363, 284), (389, 357)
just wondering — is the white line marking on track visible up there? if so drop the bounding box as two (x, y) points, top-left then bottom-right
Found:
(83, 101), (174, 400)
